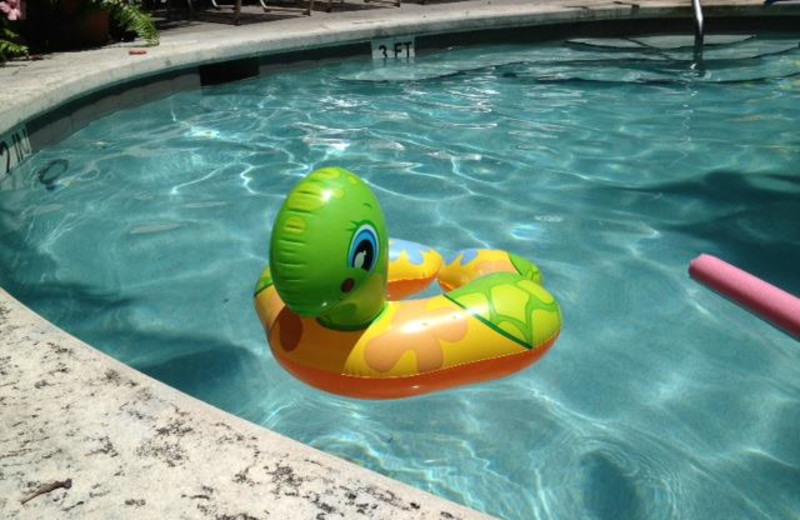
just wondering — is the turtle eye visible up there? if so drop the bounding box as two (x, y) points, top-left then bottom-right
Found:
(348, 224), (378, 272)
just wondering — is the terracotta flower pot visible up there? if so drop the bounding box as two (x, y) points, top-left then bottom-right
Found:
(70, 9), (110, 48)
(58, 0), (111, 49)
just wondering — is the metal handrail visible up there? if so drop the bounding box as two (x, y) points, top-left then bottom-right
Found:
(691, 0), (705, 56)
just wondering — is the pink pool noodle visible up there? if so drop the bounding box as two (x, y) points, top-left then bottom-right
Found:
(689, 254), (800, 339)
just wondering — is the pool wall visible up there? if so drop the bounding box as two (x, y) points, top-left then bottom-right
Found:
(1, 0), (798, 517)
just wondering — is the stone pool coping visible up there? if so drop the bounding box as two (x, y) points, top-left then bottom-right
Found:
(1, 0), (798, 518)
(0, 289), (495, 519)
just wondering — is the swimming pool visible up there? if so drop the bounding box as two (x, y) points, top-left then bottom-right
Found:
(1, 33), (798, 519)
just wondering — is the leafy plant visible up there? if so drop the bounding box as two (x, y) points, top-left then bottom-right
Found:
(96, 0), (159, 46)
(1, 0), (157, 60)
(0, 29), (27, 62)
(0, 0), (28, 63)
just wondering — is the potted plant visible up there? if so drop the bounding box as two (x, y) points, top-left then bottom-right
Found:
(20, 0), (158, 53)
(58, 0), (112, 48)
(94, 0), (159, 45)
(59, 0), (159, 47)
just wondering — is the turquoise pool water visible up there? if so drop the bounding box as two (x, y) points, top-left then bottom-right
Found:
(2, 34), (799, 519)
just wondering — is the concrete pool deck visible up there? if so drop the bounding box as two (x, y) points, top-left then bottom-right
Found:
(1, 0), (798, 518)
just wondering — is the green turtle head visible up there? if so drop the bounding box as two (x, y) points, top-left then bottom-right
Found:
(269, 167), (389, 330)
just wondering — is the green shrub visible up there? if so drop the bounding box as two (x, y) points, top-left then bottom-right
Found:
(0, 27), (28, 64)
(98, 0), (159, 46)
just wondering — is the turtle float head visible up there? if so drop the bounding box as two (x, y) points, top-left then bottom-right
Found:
(269, 167), (389, 330)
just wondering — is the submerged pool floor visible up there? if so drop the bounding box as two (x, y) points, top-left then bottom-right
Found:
(1, 34), (799, 519)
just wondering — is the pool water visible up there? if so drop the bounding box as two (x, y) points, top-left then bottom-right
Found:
(2, 34), (799, 519)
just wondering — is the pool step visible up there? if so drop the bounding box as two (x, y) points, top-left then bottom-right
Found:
(338, 35), (800, 84)
(567, 34), (755, 50)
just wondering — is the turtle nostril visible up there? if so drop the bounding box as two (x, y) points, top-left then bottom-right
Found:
(341, 278), (355, 293)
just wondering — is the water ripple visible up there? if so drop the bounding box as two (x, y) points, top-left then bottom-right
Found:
(1, 33), (799, 520)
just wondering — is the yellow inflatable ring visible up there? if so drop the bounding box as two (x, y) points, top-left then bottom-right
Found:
(254, 167), (562, 399)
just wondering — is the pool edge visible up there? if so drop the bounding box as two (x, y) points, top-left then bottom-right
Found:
(0, 286), (497, 518)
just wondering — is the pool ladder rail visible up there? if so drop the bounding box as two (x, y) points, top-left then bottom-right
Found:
(692, 0), (705, 59)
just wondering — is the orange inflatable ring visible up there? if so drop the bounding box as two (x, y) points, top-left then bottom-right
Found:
(254, 168), (562, 399)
